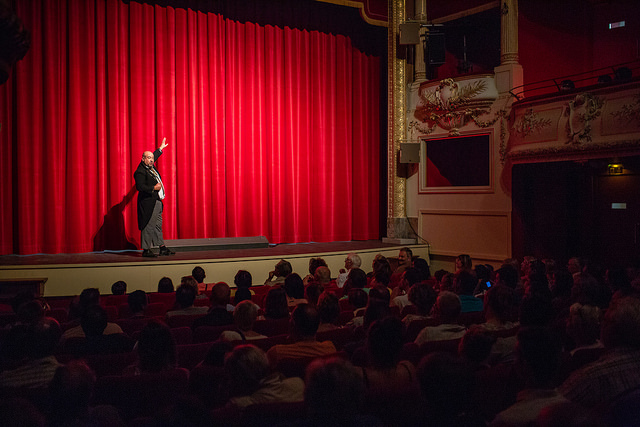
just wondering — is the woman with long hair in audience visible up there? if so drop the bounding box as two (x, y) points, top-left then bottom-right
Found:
(262, 286), (289, 320)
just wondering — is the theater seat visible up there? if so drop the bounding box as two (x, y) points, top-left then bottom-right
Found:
(93, 368), (189, 420)
(253, 317), (290, 337)
(176, 342), (213, 370)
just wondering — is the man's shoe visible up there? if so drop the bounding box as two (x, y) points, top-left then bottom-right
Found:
(159, 246), (175, 256)
(142, 249), (157, 258)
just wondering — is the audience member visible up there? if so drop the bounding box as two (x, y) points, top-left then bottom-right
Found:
(224, 345), (304, 408)
(62, 289), (124, 342)
(336, 252), (362, 288)
(262, 286), (290, 320)
(304, 357), (375, 426)
(0, 318), (62, 389)
(127, 290), (148, 318)
(415, 291), (466, 345)
(158, 276), (175, 293)
(316, 292), (340, 332)
(362, 317), (416, 391)
(111, 280), (127, 296)
(559, 296), (640, 407)
(220, 300), (267, 342)
(454, 270), (484, 313)
(342, 267), (368, 297)
(264, 259), (292, 286)
(417, 352), (483, 426)
(402, 282), (437, 326)
(490, 327), (567, 427)
(233, 270), (253, 305)
(391, 267), (422, 310)
(390, 247), (413, 288)
(458, 325), (496, 371)
(266, 304), (336, 368)
(305, 283), (323, 307)
(284, 273), (308, 307)
(192, 266), (209, 294)
(166, 283), (209, 319)
(192, 282), (234, 329)
(304, 257), (328, 285)
(63, 305), (134, 355)
(127, 320), (177, 374)
(455, 254), (473, 274)
(314, 266), (332, 289)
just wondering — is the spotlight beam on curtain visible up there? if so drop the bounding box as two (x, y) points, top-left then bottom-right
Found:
(0, 0), (381, 255)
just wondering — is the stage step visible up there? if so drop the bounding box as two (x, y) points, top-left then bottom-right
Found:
(163, 236), (269, 252)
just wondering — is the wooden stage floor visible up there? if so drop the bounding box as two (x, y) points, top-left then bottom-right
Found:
(0, 240), (430, 297)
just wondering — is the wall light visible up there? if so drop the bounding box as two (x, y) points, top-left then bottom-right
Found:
(608, 163), (624, 175)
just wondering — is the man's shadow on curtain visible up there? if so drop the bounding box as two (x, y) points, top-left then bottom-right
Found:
(93, 186), (138, 252)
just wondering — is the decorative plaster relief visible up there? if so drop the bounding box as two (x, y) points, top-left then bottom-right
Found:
(607, 94), (640, 135)
(563, 93), (604, 144)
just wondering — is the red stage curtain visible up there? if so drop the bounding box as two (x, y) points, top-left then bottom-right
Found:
(0, 0), (381, 255)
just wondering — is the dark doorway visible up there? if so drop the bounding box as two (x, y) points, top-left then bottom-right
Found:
(512, 155), (640, 267)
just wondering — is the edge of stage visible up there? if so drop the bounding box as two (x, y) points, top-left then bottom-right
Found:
(0, 239), (430, 297)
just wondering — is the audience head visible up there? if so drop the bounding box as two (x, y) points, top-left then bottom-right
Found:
(439, 272), (455, 292)
(317, 292), (340, 325)
(111, 280), (127, 295)
(4, 317), (61, 361)
(434, 291), (461, 323)
(551, 267), (573, 297)
(11, 291), (36, 315)
(180, 275), (198, 292)
(516, 326), (562, 388)
(305, 283), (323, 307)
(137, 320), (176, 373)
(566, 303), (601, 347)
(372, 257), (391, 286)
(408, 282), (437, 316)
(16, 300), (45, 325)
(344, 268), (367, 290)
(291, 303), (320, 339)
(233, 287), (252, 305)
(308, 257), (328, 275)
(474, 264), (491, 283)
(264, 286), (289, 320)
(455, 254), (472, 272)
(80, 305), (108, 337)
(412, 257), (431, 279)
(79, 288), (100, 309)
(224, 345), (271, 397)
(402, 267), (423, 289)
(233, 300), (259, 332)
(496, 264), (519, 289)
(398, 247), (413, 267)
(127, 290), (148, 315)
(234, 270), (252, 289)
(571, 273), (610, 308)
(369, 285), (391, 306)
(567, 257), (585, 275)
(363, 300), (391, 329)
(521, 255), (537, 276)
(519, 294), (554, 327)
(274, 259), (292, 278)
(348, 289), (368, 310)
(210, 282), (231, 307)
(48, 361), (97, 425)
(484, 285), (515, 323)
(191, 266), (206, 284)
(175, 283), (197, 309)
(459, 325), (497, 366)
(601, 296), (640, 349)
(305, 357), (365, 423)
(344, 253), (362, 270)
(314, 266), (331, 285)
(284, 273), (305, 299)
(367, 316), (404, 369)
(417, 352), (474, 421)
(158, 276), (175, 293)
(454, 270), (477, 296)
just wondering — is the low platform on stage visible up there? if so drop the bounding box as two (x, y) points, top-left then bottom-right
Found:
(163, 236), (270, 252)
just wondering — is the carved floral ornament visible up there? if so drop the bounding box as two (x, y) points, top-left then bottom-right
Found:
(564, 92), (604, 144)
(411, 78), (502, 137)
(515, 108), (551, 138)
(612, 94), (640, 126)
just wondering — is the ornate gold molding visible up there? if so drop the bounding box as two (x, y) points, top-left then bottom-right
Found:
(388, 0), (406, 220)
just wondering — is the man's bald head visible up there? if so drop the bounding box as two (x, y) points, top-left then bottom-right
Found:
(142, 151), (154, 167)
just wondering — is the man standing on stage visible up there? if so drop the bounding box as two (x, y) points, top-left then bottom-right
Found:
(134, 137), (175, 257)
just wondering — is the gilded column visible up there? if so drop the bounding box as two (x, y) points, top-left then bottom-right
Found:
(386, 0), (411, 240)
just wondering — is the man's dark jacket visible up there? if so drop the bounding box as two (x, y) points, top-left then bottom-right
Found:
(134, 149), (163, 230)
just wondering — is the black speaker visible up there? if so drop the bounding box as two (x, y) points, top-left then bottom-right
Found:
(425, 32), (446, 66)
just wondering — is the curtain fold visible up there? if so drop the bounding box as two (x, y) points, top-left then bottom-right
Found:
(0, 0), (381, 255)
